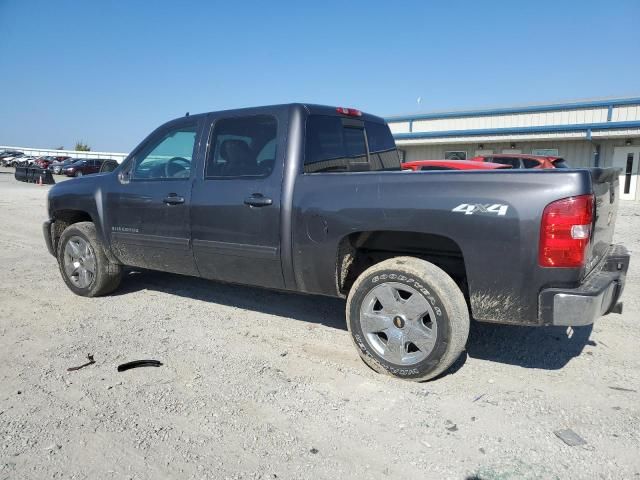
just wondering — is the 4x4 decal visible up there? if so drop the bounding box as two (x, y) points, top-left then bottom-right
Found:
(452, 203), (509, 216)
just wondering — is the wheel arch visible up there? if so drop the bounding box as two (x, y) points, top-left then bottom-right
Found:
(51, 209), (116, 263)
(335, 230), (469, 301)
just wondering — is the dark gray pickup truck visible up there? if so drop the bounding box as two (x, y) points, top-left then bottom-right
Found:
(44, 103), (630, 381)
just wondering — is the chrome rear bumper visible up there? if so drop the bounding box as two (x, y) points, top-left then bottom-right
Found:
(539, 244), (629, 326)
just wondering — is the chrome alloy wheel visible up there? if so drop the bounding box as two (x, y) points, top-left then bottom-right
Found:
(63, 235), (96, 289)
(359, 282), (438, 365)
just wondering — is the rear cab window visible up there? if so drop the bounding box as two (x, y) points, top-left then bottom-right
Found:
(304, 115), (400, 173)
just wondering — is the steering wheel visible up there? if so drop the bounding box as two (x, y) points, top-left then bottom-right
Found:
(164, 157), (190, 178)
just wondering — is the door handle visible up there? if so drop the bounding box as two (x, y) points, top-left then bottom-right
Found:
(163, 194), (185, 205)
(244, 194), (273, 207)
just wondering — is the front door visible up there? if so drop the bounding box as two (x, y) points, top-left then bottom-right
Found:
(190, 113), (285, 288)
(613, 146), (640, 201)
(106, 118), (203, 275)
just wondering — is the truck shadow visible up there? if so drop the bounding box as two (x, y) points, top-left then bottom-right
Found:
(117, 270), (595, 371)
(463, 321), (595, 370)
(116, 269), (347, 331)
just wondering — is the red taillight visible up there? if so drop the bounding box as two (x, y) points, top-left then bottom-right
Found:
(539, 195), (594, 268)
(336, 107), (362, 117)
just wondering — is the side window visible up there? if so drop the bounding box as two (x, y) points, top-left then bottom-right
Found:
(508, 158), (523, 168)
(552, 159), (569, 168)
(206, 115), (277, 178)
(133, 124), (197, 180)
(304, 116), (367, 173)
(257, 138), (277, 164)
(522, 158), (541, 168)
(491, 157), (521, 168)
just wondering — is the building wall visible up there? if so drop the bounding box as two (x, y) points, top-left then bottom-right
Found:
(599, 138), (638, 168)
(399, 138), (638, 168)
(387, 99), (640, 136)
(390, 107), (613, 134)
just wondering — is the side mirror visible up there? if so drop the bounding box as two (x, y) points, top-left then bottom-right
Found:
(118, 170), (131, 184)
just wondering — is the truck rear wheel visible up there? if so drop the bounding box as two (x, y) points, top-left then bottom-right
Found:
(346, 256), (469, 381)
(57, 221), (122, 297)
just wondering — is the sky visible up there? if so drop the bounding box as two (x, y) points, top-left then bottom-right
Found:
(1, 0), (639, 152)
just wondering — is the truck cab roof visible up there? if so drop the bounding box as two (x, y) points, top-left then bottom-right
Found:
(164, 103), (387, 126)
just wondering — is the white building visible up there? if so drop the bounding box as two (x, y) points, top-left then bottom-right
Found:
(386, 97), (640, 200)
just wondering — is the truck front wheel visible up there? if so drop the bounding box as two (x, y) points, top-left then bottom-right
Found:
(346, 256), (469, 381)
(56, 221), (122, 297)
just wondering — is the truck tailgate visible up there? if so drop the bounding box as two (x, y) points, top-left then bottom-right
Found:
(586, 168), (620, 275)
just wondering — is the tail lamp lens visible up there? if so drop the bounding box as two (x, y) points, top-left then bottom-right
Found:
(539, 195), (594, 268)
(336, 107), (362, 117)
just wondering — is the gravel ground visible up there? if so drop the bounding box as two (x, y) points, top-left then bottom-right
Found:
(1, 168), (639, 480)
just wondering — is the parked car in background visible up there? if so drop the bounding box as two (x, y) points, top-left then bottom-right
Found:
(34, 157), (53, 169)
(471, 154), (569, 169)
(0, 150), (23, 161)
(402, 159), (512, 171)
(29, 156), (43, 168)
(63, 158), (104, 177)
(49, 158), (76, 174)
(0, 151), (24, 166)
(35, 155), (71, 169)
(98, 159), (119, 173)
(10, 156), (36, 167)
(18, 156), (38, 166)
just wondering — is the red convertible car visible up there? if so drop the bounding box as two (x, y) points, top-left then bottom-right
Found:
(402, 159), (512, 171)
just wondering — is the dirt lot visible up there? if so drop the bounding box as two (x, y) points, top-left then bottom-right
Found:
(1, 168), (639, 480)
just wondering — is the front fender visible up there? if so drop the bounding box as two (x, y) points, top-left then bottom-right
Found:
(47, 176), (118, 263)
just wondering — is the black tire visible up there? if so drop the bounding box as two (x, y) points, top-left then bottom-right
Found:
(57, 222), (122, 297)
(346, 256), (469, 381)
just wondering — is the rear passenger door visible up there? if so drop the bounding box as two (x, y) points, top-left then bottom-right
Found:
(190, 112), (286, 288)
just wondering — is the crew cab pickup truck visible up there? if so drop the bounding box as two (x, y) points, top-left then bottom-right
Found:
(44, 104), (630, 381)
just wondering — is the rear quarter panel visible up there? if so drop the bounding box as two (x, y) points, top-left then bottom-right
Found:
(292, 169), (594, 324)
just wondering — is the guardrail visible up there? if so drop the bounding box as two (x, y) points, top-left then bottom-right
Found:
(1, 145), (128, 162)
